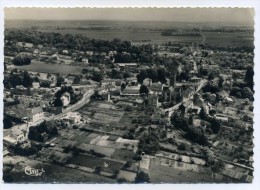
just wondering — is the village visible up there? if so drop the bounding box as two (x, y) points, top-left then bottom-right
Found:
(3, 28), (254, 183)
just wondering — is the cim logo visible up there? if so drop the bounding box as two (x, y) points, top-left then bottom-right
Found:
(25, 166), (45, 177)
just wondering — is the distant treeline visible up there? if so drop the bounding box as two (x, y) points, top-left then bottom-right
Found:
(162, 30), (202, 37)
(161, 27), (253, 36)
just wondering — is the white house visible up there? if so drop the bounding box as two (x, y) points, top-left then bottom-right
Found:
(61, 92), (71, 106)
(62, 50), (69, 54)
(28, 107), (45, 123)
(32, 82), (40, 89)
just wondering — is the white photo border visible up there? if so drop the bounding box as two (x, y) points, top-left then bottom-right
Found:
(0, 1), (259, 190)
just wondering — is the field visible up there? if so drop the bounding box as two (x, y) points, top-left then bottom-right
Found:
(202, 32), (254, 47)
(149, 157), (223, 183)
(4, 156), (117, 183)
(5, 20), (254, 47)
(70, 154), (125, 173)
(36, 29), (253, 47)
(14, 60), (85, 74)
(79, 102), (125, 128)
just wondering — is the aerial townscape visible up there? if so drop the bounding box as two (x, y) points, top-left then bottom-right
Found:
(3, 9), (254, 183)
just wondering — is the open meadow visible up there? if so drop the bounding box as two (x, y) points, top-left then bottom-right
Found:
(14, 60), (85, 74)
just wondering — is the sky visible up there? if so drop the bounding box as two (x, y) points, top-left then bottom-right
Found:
(4, 8), (254, 24)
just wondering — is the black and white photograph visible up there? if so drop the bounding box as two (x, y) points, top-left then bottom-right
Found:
(2, 7), (256, 184)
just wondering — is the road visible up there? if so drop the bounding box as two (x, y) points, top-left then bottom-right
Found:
(162, 79), (208, 117)
(47, 89), (95, 121)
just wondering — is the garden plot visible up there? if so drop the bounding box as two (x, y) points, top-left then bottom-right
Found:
(58, 139), (78, 148)
(116, 138), (139, 152)
(96, 102), (117, 109)
(111, 149), (135, 161)
(69, 154), (125, 173)
(77, 143), (116, 157)
(92, 112), (123, 124)
(79, 102), (124, 125)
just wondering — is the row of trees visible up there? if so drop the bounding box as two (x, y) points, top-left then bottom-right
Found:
(137, 68), (167, 84)
(12, 55), (31, 66)
(4, 70), (34, 88)
(5, 30), (156, 64)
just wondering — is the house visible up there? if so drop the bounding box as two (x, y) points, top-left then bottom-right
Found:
(3, 149), (10, 157)
(217, 90), (229, 101)
(16, 85), (27, 91)
(61, 92), (71, 106)
(121, 86), (140, 96)
(149, 82), (163, 94)
(62, 50), (69, 54)
(33, 49), (40, 57)
(3, 125), (28, 145)
(27, 107), (45, 123)
(86, 51), (94, 56)
(32, 82), (40, 89)
(101, 79), (121, 87)
(106, 84), (117, 92)
(117, 63), (138, 68)
(126, 77), (138, 86)
(61, 112), (82, 124)
(193, 93), (204, 107)
(215, 114), (229, 122)
(82, 57), (89, 64)
(182, 86), (195, 100)
(143, 78), (152, 86)
(50, 53), (60, 60)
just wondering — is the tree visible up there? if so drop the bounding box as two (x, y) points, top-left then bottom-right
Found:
(123, 72), (131, 79)
(121, 82), (126, 91)
(137, 70), (148, 83)
(218, 76), (224, 88)
(73, 75), (81, 84)
(28, 127), (44, 142)
(147, 68), (158, 82)
(242, 87), (254, 100)
(53, 98), (63, 107)
(178, 143), (186, 151)
(188, 115), (193, 125)
(139, 85), (149, 96)
(3, 116), (13, 129)
(157, 68), (167, 83)
(113, 169), (120, 178)
(94, 166), (102, 174)
(111, 69), (122, 79)
(92, 71), (103, 82)
(199, 107), (207, 120)
(22, 71), (32, 87)
(56, 76), (64, 87)
(179, 104), (186, 116)
(12, 56), (31, 66)
(245, 66), (254, 90)
(209, 118), (220, 134)
(135, 171), (150, 183)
